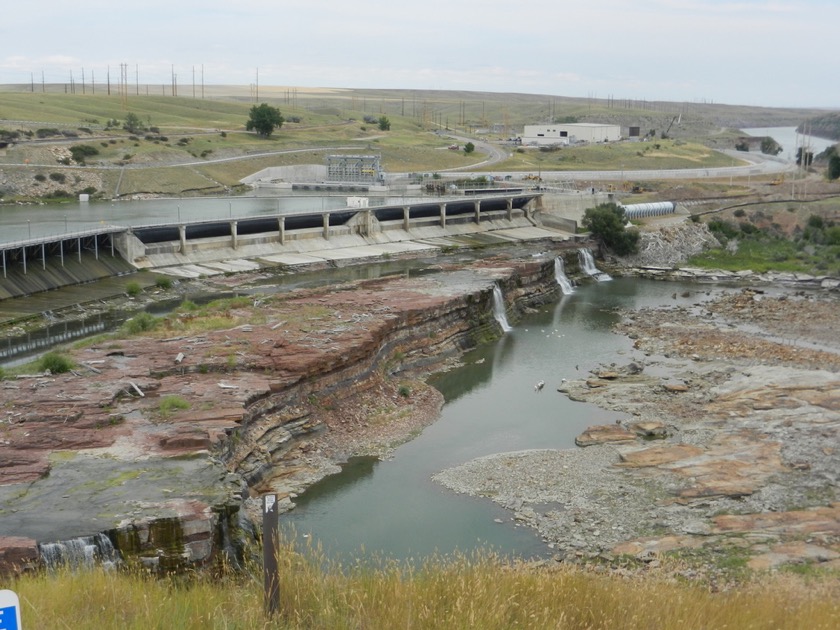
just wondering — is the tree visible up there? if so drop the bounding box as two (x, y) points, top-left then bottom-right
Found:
(378, 115), (391, 131)
(122, 112), (144, 134)
(760, 137), (782, 156)
(246, 103), (284, 138)
(463, 142), (475, 154)
(828, 154), (840, 180)
(582, 203), (640, 256)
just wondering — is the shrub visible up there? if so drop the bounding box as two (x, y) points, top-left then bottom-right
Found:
(123, 312), (158, 335)
(708, 219), (739, 240)
(582, 203), (640, 256)
(154, 276), (173, 290)
(125, 281), (142, 297)
(36, 128), (61, 138)
(39, 351), (74, 374)
(398, 385), (411, 398)
(733, 208), (746, 218)
(34, 173), (46, 182)
(49, 172), (66, 183)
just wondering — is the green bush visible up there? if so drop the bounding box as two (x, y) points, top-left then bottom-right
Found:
(69, 144), (100, 163)
(34, 174), (46, 182)
(582, 203), (640, 256)
(708, 219), (739, 239)
(49, 172), (66, 183)
(123, 312), (158, 335)
(125, 281), (142, 297)
(154, 276), (173, 290)
(39, 351), (74, 374)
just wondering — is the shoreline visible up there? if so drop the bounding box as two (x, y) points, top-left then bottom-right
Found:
(432, 282), (840, 580)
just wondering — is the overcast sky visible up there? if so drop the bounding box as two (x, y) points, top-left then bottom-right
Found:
(1, 0), (836, 108)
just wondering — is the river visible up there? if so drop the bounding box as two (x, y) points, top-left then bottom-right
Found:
(744, 126), (836, 162)
(281, 277), (709, 564)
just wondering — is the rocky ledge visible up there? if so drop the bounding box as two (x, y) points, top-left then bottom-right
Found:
(0, 251), (563, 575)
(434, 286), (840, 581)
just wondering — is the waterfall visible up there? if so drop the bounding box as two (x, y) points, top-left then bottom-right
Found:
(492, 284), (512, 333)
(554, 257), (574, 295)
(578, 248), (612, 282)
(38, 532), (119, 570)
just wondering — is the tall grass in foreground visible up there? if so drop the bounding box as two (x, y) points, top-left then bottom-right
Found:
(9, 542), (840, 629)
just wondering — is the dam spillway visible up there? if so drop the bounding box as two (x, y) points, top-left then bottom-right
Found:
(0, 193), (551, 297)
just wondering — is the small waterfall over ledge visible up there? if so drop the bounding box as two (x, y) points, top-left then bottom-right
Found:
(492, 284), (512, 333)
(578, 248), (612, 282)
(38, 533), (120, 570)
(554, 257), (574, 295)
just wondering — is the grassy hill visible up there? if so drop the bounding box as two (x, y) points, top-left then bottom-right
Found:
(0, 87), (833, 201)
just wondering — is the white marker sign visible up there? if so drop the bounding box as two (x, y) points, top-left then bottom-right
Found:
(0, 590), (21, 630)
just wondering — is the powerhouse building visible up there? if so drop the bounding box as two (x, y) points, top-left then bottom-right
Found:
(521, 123), (621, 146)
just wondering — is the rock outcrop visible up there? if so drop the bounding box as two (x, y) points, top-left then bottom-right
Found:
(0, 252), (564, 575)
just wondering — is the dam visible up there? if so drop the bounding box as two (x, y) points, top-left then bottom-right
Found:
(0, 192), (565, 296)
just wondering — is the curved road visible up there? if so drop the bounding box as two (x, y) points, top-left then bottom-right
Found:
(408, 132), (794, 182)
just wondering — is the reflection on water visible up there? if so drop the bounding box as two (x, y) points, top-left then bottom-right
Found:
(281, 278), (711, 564)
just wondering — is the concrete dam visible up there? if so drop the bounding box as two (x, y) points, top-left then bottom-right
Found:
(1, 193), (555, 298)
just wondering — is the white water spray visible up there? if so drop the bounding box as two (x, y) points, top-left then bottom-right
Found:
(492, 284), (512, 332)
(554, 257), (574, 295)
(578, 248), (612, 282)
(38, 533), (119, 570)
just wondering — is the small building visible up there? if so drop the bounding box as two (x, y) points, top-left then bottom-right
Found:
(326, 155), (383, 183)
(520, 123), (621, 146)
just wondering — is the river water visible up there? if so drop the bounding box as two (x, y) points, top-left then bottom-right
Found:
(282, 277), (707, 564)
(744, 126), (836, 162)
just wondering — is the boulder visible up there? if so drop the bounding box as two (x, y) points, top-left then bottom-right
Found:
(0, 536), (39, 576)
(575, 424), (636, 447)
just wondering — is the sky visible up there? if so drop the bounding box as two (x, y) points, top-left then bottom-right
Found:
(1, 0), (836, 109)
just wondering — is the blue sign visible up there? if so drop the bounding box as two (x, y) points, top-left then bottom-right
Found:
(0, 589), (21, 630)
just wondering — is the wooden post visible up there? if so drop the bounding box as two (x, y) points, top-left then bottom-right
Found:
(263, 494), (280, 616)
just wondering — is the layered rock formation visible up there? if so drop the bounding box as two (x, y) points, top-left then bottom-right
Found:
(0, 251), (566, 575)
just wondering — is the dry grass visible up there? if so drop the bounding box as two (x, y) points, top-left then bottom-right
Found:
(10, 540), (840, 629)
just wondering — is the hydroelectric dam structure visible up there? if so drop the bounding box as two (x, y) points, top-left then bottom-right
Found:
(1, 192), (556, 298)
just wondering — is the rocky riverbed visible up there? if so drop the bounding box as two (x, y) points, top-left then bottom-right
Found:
(0, 248), (561, 574)
(433, 284), (840, 581)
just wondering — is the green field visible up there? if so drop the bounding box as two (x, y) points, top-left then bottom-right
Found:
(0, 88), (820, 200)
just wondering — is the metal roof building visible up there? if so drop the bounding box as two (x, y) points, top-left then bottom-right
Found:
(521, 123), (621, 146)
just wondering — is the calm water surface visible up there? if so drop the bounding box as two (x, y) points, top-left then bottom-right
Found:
(282, 278), (709, 563)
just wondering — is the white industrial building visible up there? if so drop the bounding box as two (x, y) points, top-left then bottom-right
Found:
(520, 123), (621, 146)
